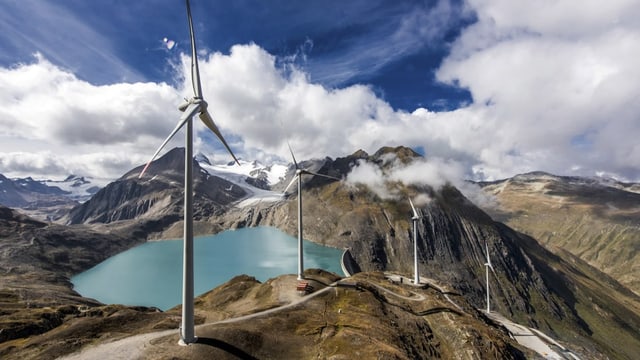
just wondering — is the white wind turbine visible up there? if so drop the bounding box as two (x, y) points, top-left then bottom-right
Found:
(409, 198), (421, 285)
(138, 0), (239, 345)
(484, 241), (496, 313)
(283, 143), (340, 280)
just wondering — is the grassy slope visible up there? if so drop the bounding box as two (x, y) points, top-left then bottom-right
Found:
(481, 176), (640, 295)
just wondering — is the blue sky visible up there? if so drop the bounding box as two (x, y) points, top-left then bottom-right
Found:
(0, 0), (472, 111)
(1, 0), (639, 183)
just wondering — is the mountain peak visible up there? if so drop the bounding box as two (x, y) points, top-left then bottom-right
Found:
(123, 147), (187, 180)
(350, 149), (369, 158)
(194, 152), (211, 166)
(372, 146), (421, 163)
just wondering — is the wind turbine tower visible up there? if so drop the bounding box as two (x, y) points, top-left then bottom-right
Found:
(284, 143), (340, 280)
(139, 0), (239, 345)
(409, 198), (421, 285)
(484, 241), (496, 313)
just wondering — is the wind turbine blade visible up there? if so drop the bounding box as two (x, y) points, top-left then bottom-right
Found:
(303, 170), (341, 181)
(287, 141), (299, 169)
(139, 103), (201, 178)
(489, 265), (497, 276)
(409, 198), (419, 218)
(185, 0), (202, 99)
(484, 242), (491, 263)
(199, 110), (240, 165)
(283, 174), (299, 194)
(484, 242), (497, 276)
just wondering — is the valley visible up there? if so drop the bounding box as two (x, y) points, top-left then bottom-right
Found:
(477, 172), (640, 295)
(1, 147), (639, 359)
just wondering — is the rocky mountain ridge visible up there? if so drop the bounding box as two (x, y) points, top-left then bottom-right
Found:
(0, 173), (103, 221)
(61, 148), (247, 229)
(0, 174), (73, 210)
(1, 204), (536, 359)
(476, 171), (640, 295)
(2, 269), (540, 360)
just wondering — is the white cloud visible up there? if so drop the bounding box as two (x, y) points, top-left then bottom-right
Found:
(0, 151), (134, 181)
(1, 0), (640, 187)
(434, 0), (640, 180)
(463, 0), (639, 39)
(345, 159), (393, 199)
(0, 54), (179, 179)
(345, 155), (467, 200)
(188, 44), (404, 163)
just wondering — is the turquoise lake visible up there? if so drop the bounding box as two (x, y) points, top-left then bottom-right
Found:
(71, 226), (343, 310)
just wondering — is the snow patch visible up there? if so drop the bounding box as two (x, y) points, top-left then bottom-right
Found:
(198, 158), (288, 207)
(43, 175), (111, 202)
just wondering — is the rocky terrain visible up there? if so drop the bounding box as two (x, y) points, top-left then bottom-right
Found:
(476, 172), (640, 295)
(1, 147), (639, 359)
(1, 198), (532, 359)
(3, 269), (539, 360)
(0, 205), (147, 347)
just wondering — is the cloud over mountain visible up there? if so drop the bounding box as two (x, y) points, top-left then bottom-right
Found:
(1, 0), (639, 183)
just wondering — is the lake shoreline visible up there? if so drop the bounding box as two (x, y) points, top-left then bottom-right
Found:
(72, 226), (344, 310)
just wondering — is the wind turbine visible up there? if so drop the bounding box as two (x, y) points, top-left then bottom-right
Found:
(283, 143), (340, 280)
(139, 0), (239, 345)
(484, 241), (496, 313)
(409, 198), (421, 285)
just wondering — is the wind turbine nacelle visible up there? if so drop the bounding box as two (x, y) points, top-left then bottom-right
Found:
(178, 101), (190, 112)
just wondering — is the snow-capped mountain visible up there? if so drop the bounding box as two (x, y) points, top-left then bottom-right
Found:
(196, 152), (289, 206)
(0, 173), (111, 221)
(42, 175), (107, 202)
(195, 152), (288, 187)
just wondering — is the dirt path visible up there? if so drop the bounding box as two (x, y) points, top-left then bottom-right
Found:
(59, 282), (336, 360)
(58, 330), (176, 360)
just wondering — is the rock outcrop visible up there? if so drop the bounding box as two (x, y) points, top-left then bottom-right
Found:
(62, 148), (246, 230)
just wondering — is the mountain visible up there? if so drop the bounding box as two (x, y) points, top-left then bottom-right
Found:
(2, 147), (640, 359)
(198, 154), (288, 191)
(0, 204), (144, 346)
(476, 171), (640, 295)
(217, 147), (640, 359)
(0, 173), (103, 221)
(60, 148), (249, 237)
(42, 175), (103, 202)
(0, 174), (71, 208)
(0, 173), (27, 207)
